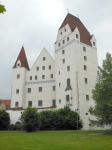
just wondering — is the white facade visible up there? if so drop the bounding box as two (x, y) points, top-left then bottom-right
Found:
(9, 13), (112, 130)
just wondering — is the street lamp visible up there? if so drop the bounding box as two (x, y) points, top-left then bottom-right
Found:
(75, 109), (79, 130)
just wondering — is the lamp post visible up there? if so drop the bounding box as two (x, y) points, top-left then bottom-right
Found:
(75, 109), (79, 130)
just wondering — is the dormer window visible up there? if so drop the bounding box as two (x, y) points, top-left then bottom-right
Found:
(65, 29), (66, 32)
(76, 34), (78, 39)
(60, 32), (62, 35)
(93, 42), (95, 46)
(63, 40), (65, 44)
(43, 57), (46, 61)
(67, 37), (69, 41)
(16, 60), (21, 68)
(58, 43), (61, 47)
(18, 63), (20, 66)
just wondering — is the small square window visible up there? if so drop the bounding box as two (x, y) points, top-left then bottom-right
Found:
(86, 95), (89, 100)
(67, 66), (70, 71)
(85, 113), (88, 115)
(17, 74), (20, 79)
(15, 102), (19, 107)
(59, 83), (61, 87)
(84, 56), (87, 61)
(42, 66), (45, 70)
(58, 43), (61, 47)
(53, 86), (55, 91)
(51, 74), (53, 78)
(59, 71), (60, 75)
(93, 42), (95, 46)
(16, 89), (19, 94)
(42, 75), (45, 79)
(49, 65), (51, 69)
(76, 34), (78, 39)
(67, 37), (69, 41)
(83, 47), (86, 52)
(38, 100), (42, 106)
(59, 100), (61, 103)
(66, 95), (69, 102)
(39, 87), (42, 92)
(36, 67), (39, 71)
(43, 57), (46, 61)
(52, 99), (56, 105)
(63, 40), (65, 44)
(35, 76), (37, 80)
(30, 76), (32, 80)
(28, 88), (31, 93)
(62, 50), (65, 54)
(85, 78), (88, 84)
(84, 65), (87, 70)
(62, 59), (65, 63)
(28, 101), (32, 106)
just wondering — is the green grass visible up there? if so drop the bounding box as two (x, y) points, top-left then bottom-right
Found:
(0, 130), (112, 150)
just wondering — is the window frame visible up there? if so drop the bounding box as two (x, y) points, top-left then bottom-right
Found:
(15, 102), (19, 107)
(38, 100), (42, 106)
(43, 57), (46, 61)
(36, 67), (39, 71)
(35, 76), (37, 80)
(52, 99), (56, 105)
(42, 75), (45, 79)
(42, 66), (45, 70)
(86, 95), (89, 100)
(83, 47), (86, 52)
(49, 65), (51, 69)
(16, 89), (19, 94)
(67, 78), (70, 86)
(53, 86), (55, 91)
(28, 88), (31, 93)
(30, 76), (32, 80)
(67, 66), (70, 71)
(28, 101), (32, 107)
(66, 95), (69, 102)
(39, 87), (42, 92)
(17, 74), (20, 79)
(67, 37), (69, 41)
(84, 65), (87, 71)
(50, 74), (53, 78)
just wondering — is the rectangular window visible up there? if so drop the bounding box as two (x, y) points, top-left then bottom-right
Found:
(59, 71), (60, 75)
(85, 78), (88, 84)
(17, 74), (20, 79)
(16, 89), (19, 94)
(59, 100), (61, 104)
(67, 78), (70, 86)
(63, 40), (65, 44)
(42, 66), (45, 70)
(93, 42), (95, 46)
(30, 76), (32, 80)
(53, 86), (55, 91)
(35, 76), (37, 80)
(83, 47), (86, 52)
(38, 100), (42, 106)
(76, 34), (78, 38)
(62, 59), (65, 63)
(43, 57), (46, 61)
(84, 65), (87, 70)
(28, 101), (32, 106)
(36, 67), (39, 71)
(52, 99), (56, 105)
(15, 102), (19, 107)
(66, 95), (69, 102)
(42, 75), (45, 79)
(59, 83), (61, 87)
(39, 87), (42, 92)
(62, 50), (65, 54)
(49, 65), (51, 69)
(67, 66), (70, 71)
(28, 88), (31, 93)
(51, 74), (53, 78)
(84, 56), (87, 61)
(58, 43), (60, 47)
(67, 37), (69, 41)
(86, 95), (89, 100)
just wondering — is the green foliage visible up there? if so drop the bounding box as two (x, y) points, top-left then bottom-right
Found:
(0, 4), (6, 14)
(89, 52), (112, 125)
(20, 106), (41, 132)
(0, 110), (10, 130)
(39, 106), (83, 130)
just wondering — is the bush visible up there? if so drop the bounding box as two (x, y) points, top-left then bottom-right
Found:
(0, 110), (10, 130)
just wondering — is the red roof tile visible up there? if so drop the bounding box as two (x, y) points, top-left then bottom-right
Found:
(0, 100), (11, 108)
(59, 13), (92, 46)
(13, 46), (30, 70)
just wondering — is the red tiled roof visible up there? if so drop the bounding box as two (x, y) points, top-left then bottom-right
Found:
(13, 46), (30, 70)
(59, 13), (92, 46)
(0, 100), (11, 108)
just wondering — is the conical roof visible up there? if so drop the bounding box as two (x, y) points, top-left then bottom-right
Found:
(13, 46), (30, 70)
(59, 13), (92, 46)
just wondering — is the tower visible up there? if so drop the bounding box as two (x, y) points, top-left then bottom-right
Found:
(54, 13), (98, 129)
(11, 46), (29, 108)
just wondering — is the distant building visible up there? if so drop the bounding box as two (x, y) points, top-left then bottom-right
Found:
(0, 100), (11, 110)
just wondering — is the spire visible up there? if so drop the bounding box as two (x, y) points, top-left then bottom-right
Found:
(13, 46), (30, 70)
(59, 13), (92, 46)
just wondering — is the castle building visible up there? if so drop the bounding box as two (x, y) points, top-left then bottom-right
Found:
(8, 13), (111, 130)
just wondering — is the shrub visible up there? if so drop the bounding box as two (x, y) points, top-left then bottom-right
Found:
(0, 110), (10, 130)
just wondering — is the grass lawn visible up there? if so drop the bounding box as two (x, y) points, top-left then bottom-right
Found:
(0, 130), (112, 150)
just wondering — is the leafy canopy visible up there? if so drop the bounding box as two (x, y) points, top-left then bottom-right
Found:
(0, 110), (10, 130)
(89, 52), (112, 125)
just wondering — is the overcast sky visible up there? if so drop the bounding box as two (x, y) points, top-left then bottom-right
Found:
(0, 0), (112, 99)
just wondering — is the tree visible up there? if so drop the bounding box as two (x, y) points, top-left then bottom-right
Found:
(0, 4), (6, 14)
(0, 110), (10, 130)
(89, 52), (112, 125)
(20, 106), (41, 132)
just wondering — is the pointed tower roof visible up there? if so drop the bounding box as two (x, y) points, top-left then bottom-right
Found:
(13, 46), (30, 70)
(59, 13), (92, 46)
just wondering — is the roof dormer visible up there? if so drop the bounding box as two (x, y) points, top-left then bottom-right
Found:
(73, 27), (80, 41)
(90, 35), (97, 48)
(16, 59), (21, 68)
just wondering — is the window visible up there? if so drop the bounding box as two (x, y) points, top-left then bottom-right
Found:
(35, 76), (37, 80)
(49, 65), (51, 69)
(66, 95), (69, 102)
(85, 78), (88, 84)
(36, 67), (39, 71)
(53, 86), (55, 91)
(67, 66), (70, 71)
(52, 99), (56, 105)
(42, 75), (45, 79)
(86, 95), (89, 100)
(67, 37), (69, 41)
(67, 78), (70, 86)
(42, 66), (45, 70)
(16, 89), (19, 94)
(84, 56), (87, 61)
(62, 50), (65, 54)
(18, 63), (20, 66)
(62, 59), (65, 63)
(60, 32), (62, 35)
(93, 42), (95, 46)
(51, 74), (53, 78)
(17, 74), (20, 79)
(84, 65), (87, 70)
(65, 29), (66, 32)
(38, 100), (42, 106)
(39, 87), (42, 92)
(63, 40), (65, 44)
(59, 100), (61, 103)
(59, 71), (60, 75)
(15, 102), (19, 107)
(28, 101), (32, 106)
(28, 88), (31, 93)
(58, 43), (60, 47)
(59, 83), (61, 87)
(43, 57), (46, 61)
(85, 113), (88, 115)
(30, 76), (32, 80)
(83, 47), (86, 52)
(76, 34), (79, 39)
